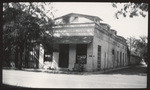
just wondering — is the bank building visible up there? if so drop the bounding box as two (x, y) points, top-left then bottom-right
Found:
(38, 13), (129, 71)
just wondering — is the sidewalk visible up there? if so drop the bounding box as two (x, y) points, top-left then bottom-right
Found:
(3, 64), (146, 75)
(20, 65), (132, 75)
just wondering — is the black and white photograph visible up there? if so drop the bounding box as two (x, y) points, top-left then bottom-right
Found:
(2, 2), (148, 88)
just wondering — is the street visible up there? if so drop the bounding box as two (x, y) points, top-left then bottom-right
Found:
(2, 64), (147, 88)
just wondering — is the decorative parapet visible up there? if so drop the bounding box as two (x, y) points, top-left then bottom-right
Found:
(53, 23), (95, 37)
(52, 21), (127, 46)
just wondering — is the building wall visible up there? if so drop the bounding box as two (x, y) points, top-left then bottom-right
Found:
(84, 42), (94, 71)
(92, 27), (128, 71)
(53, 24), (95, 37)
(93, 30), (109, 70)
(52, 52), (59, 69)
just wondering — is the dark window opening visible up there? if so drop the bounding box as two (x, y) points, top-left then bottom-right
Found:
(76, 44), (87, 64)
(112, 49), (114, 55)
(44, 51), (53, 62)
(117, 51), (119, 67)
(97, 45), (101, 70)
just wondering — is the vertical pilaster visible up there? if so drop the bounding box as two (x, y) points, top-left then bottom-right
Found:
(39, 44), (44, 69)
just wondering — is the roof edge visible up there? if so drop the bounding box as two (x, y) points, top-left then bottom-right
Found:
(54, 13), (103, 21)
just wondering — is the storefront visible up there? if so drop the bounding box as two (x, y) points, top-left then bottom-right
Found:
(39, 13), (129, 71)
(52, 36), (94, 71)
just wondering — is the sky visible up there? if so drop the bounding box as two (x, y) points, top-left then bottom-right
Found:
(51, 2), (148, 39)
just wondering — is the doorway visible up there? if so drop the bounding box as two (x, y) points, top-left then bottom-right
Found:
(59, 44), (69, 68)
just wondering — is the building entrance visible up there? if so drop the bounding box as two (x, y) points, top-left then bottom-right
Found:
(76, 44), (87, 64)
(59, 44), (69, 68)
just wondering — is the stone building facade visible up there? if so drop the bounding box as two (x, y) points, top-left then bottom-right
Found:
(40, 13), (129, 71)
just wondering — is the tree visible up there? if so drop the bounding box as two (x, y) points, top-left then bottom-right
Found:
(112, 2), (148, 19)
(3, 2), (55, 22)
(3, 2), (55, 69)
(126, 36), (148, 64)
(3, 8), (41, 69)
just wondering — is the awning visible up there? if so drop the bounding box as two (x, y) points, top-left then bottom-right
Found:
(53, 36), (93, 44)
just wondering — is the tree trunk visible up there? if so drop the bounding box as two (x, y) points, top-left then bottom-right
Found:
(15, 46), (19, 69)
(25, 49), (29, 68)
(18, 44), (24, 70)
(18, 47), (21, 70)
(3, 45), (6, 67)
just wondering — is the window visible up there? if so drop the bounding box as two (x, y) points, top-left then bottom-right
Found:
(70, 16), (78, 22)
(76, 44), (87, 64)
(112, 49), (114, 55)
(117, 51), (119, 67)
(63, 16), (70, 23)
(123, 46), (124, 49)
(97, 45), (101, 70)
(74, 16), (78, 20)
(44, 52), (52, 62)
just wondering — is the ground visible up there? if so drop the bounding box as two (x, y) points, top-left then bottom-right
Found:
(2, 64), (147, 88)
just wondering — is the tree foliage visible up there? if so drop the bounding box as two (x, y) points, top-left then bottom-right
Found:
(3, 2), (55, 23)
(3, 2), (54, 69)
(126, 36), (148, 64)
(112, 2), (148, 19)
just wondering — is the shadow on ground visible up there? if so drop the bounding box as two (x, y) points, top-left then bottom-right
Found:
(1, 84), (29, 88)
(2, 64), (147, 76)
(102, 64), (147, 76)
